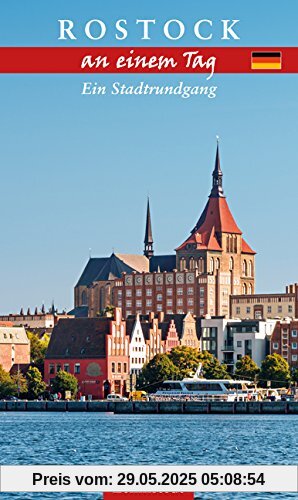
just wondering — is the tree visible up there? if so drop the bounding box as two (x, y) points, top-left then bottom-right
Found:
(235, 355), (259, 380)
(51, 370), (78, 398)
(27, 331), (50, 373)
(259, 354), (291, 388)
(292, 367), (298, 384)
(168, 346), (200, 379)
(0, 365), (17, 399)
(138, 354), (178, 392)
(11, 371), (28, 397)
(198, 351), (230, 379)
(26, 366), (46, 399)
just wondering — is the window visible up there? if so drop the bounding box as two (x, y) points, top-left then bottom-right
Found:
(136, 300), (142, 307)
(246, 307), (251, 314)
(123, 363), (127, 373)
(229, 257), (234, 271)
(187, 298), (194, 306)
(278, 306), (282, 313)
(248, 284), (252, 294)
(118, 290), (122, 297)
(236, 341), (242, 348)
(111, 362), (115, 373)
(200, 288), (205, 297)
(292, 330), (297, 337)
(198, 258), (204, 273)
(267, 306), (272, 313)
(189, 257), (195, 270)
(146, 299), (152, 307)
(288, 305), (293, 313)
(167, 288), (172, 296)
(126, 289), (132, 297)
(292, 343), (297, 349)
(167, 299), (172, 306)
(157, 294), (162, 302)
(49, 364), (55, 374)
(242, 260), (247, 276)
(136, 289), (142, 297)
(210, 257), (214, 273)
(292, 355), (297, 361)
(180, 258), (186, 271)
(74, 363), (80, 374)
(200, 299), (204, 307)
(187, 287), (194, 295)
(157, 304), (163, 312)
(126, 300), (132, 308)
(177, 299), (183, 306)
(236, 307), (240, 315)
(117, 363), (121, 373)
(273, 343), (279, 349)
(242, 283), (247, 295)
(177, 288), (183, 295)
(64, 364), (70, 373)
(56, 364), (61, 372)
(248, 261), (253, 277)
(215, 258), (220, 270)
(146, 289), (152, 296)
(81, 290), (87, 305)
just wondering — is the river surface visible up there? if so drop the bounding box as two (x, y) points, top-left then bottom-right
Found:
(0, 412), (297, 499)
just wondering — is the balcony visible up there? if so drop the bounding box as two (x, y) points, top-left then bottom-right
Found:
(222, 344), (234, 352)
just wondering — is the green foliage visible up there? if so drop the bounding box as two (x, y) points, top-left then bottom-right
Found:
(138, 354), (178, 391)
(168, 346), (200, 378)
(0, 365), (17, 398)
(291, 367), (298, 383)
(11, 371), (28, 397)
(235, 355), (260, 380)
(259, 353), (291, 388)
(51, 370), (78, 398)
(26, 366), (46, 399)
(98, 305), (115, 317)
(198, 351), (230, 379)
(27, 331), (50, 372)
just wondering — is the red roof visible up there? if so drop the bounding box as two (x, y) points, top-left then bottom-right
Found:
(176, 196), (255, 253)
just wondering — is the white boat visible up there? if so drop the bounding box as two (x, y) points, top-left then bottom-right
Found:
(154, 374), (258, 402)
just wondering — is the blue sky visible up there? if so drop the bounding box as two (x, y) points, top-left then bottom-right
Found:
(0, 1), (297, 313)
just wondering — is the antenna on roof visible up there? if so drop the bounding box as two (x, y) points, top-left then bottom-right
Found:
(216, 134), (220, 143)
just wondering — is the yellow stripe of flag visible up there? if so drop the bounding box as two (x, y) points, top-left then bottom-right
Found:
(251, 62), (282, 70)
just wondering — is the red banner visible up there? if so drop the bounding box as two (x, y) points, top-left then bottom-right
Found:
(104, 494), (194, 499)
(0, 47), (297, 73)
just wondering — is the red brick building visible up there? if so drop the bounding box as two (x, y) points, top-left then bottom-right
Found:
(44, 308), (130, 399)
(73, 142), (255, 319)
(0, 327), (30, 372)
(271, 320), (298, 369)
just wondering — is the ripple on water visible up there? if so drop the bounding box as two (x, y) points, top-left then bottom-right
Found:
(0, 413), (297, 499)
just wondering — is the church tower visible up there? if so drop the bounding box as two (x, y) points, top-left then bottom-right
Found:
(176, 140), (256, 316)
(144, 198), (154, 259)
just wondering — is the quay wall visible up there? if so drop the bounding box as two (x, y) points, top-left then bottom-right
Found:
(0, 401), (297, 414)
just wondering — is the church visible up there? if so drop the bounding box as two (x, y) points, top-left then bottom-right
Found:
(72, 142), (256, 318)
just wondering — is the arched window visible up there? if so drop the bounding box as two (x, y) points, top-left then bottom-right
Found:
(215, 258), (220, 270)
(226, 236), (230, 253)
(229, 257), (234, 271)
(248, 283), (252, 294)
(198, 258), (204, 274)
(81, 290), (87, 306)
(180, 258), (186, 271)
(189, 257), (195, 270)
(242, 283), (247, 295)
(111, 362), (115, 373)
(242, 260), (247, 276)
(233, 236), (237, 253)
(248, 260), (253, 277)
(100, 287), (105, 311)
(210, 257), (214, 273)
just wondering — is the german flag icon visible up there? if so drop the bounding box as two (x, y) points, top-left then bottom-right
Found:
(251, 51), (282, 70)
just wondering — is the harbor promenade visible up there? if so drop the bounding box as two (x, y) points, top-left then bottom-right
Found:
(0, 400), (297, 414)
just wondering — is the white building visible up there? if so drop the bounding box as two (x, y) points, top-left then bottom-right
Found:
(201, 316), (277, 372)
(128, 315), (146, 375)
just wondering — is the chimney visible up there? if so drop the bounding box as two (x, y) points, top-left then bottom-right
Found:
(149, 311), (155, 322)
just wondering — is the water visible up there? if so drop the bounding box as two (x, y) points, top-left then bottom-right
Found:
(0, 412), (297, 499)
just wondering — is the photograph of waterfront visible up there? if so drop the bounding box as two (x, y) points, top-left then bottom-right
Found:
(0, 0), (298, 498)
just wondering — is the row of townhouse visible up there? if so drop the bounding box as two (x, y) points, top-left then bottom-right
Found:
(44, 308), (200, 399)
(44, 308), (298, 400)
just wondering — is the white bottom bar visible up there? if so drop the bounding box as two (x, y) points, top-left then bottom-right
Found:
(0, 465), (297, 492)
